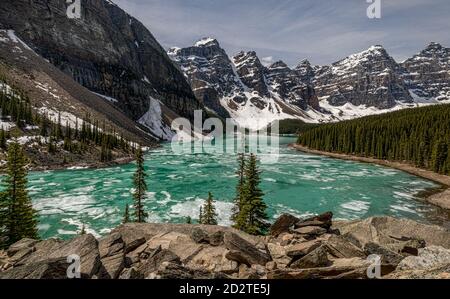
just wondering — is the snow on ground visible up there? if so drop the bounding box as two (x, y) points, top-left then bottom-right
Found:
(91, 91), (118, 103)
(138, 97), (175, 141)
(0, 120), (16, 131)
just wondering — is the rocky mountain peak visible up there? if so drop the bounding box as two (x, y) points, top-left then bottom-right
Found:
(268, 61), (290, 71)
(194, 37), (220, 47)
(233, 51), (268, 96)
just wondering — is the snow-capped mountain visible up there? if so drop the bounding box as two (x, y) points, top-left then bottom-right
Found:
(169, 38), (320, 130)
(401, 42), (450, 102)
(312, 45), (413, 109)
(170, 39), (450, 130)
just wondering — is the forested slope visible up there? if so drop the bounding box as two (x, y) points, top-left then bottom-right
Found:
(298, 104), (450, 175)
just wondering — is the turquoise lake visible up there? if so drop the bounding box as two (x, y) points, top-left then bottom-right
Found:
(28, 137), (447, 239)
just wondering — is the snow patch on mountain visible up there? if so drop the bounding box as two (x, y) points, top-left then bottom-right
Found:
(138, 97), (174, 141)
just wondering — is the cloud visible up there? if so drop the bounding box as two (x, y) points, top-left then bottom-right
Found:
(261, 56), (275, 67)
(113, 0), (450, 66)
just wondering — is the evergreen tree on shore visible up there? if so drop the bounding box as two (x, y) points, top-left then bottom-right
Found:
(231, 153), (245, 223)
(132, 146), (148, 223)
(297, 104), (450, 175)
(122, 204), (130, 224)
(0, 142), (39, 249)
(200, 192), (218, 225)
(232, 154), (269, 235)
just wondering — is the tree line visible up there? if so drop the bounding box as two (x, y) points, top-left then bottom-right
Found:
(0, 79), (133, 162)
(297, 104), (450, 175)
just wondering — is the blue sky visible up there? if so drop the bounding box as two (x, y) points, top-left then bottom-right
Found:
(113, 0), (450, 66)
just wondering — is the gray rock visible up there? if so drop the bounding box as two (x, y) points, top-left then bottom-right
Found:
(119, 267), (144, 279)
(138, 249), (181, 277)
(290, 246), (330, 269)
(209, 231), (224, 246)
(191, 228), (210, 244)
(324, 235), (366, 259)
(223, 232), (271, 266)
(364, 242), (405, 275)
(6, 239), (38, 257)
(99, 254), (125, 279)
(286, 240), (322, 258)
(0, 258), (70, 279)
(334, 217), (450, 249)
(396, 246), (450, 271)
(295, 212), (333, 230)
(16, 235), (100, 278)
(270, 214), (300, 237)
(294, 226), (327, 237)
(99, 233), (124, 258)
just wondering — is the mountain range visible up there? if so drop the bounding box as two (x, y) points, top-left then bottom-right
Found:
(169, 38), (450, 130)
(0, 0), (449, 139)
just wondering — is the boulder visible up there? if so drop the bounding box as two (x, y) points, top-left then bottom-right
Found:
(6, 239), (38, 257)
(14, 235), (100, 278)
(223, 232), (271, 266)
(294, 226), (327, 237)
(267, 243), (291, 268)
(324, 235), (366, 259)
(209, 231), (224, 246)
(334, 217), (450, 249)
(268, 257), (371, 279)
(138, 248), (181, 277)
(156, 262), (230, 279)
(99, 254), (125, 279)
(290, 246), (330, 269)
(191, 228), (210, 244)
(270, 214), (300, 236)
(98, 233), (124, 258)
(119, 267), (144, 279)
(0, 258), (70, 279)
(295, 212), (333, 230)
(364, 242), (405, 275)
(396, 246), (450, 271)
(286, 240), (322, 258)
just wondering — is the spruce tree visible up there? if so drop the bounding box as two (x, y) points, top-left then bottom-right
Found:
(231, 153), (245, 223)
(234, 154), (269, 235)
(199, 206), (203, 224)
(0, 142), (39, 248)
(133, 146), (148, 223)
(186, 216), (192, 224)
(200, 192), (218, 225)
(122, 204), (130, 224)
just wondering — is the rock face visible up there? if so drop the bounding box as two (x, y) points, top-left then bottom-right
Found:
(171, 40), (450, 128)
(169, 38), (318, 130)
(0, 0), (203, 127)
(1, 216), (449, 279)
(312, 46), (412, 109)
(401, 42), (450, 101)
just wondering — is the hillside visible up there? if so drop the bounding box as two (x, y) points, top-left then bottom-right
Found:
(0, 0), (206, 140)
(297, 104), (450, 175)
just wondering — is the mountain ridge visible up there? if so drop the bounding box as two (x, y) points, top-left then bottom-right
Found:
(169, 37), (450, 129)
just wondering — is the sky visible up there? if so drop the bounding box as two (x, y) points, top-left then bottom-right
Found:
(113, 0), (450, 66)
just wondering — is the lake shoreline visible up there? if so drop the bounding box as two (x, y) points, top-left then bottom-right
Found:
(290, 144), (450, 211)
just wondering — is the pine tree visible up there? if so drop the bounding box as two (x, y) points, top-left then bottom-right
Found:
(80, 224), (86, 235)
(234, 154), (269, 236)
(0, 142), (39, 248)
(133, 146), (148, 223)
(200, 192), (218, 225)
(231, 153), (245, 223)
(199, 206), (203, 224)
(122, 204), (130, 224)
(186, 216), (192, 224)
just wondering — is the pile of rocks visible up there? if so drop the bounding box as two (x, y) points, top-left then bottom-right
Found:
(0, 214), (449, 279)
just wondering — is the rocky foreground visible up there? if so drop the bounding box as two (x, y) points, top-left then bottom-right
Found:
(1, 213), (449, 279)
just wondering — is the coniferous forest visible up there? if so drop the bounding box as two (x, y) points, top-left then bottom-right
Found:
(297, 104), (450, 175)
